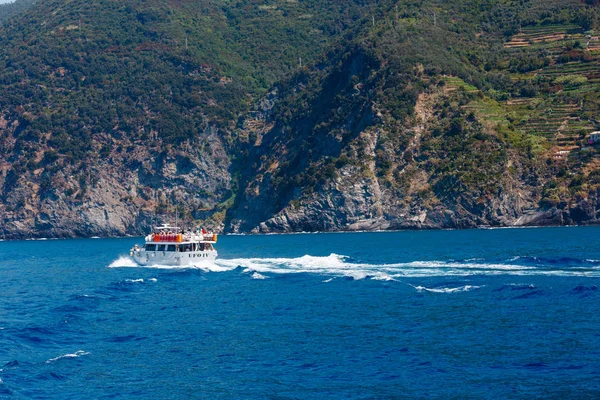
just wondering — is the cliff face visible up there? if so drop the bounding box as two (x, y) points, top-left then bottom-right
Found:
(226, 87), (544, 233)
(227, 83), (600, 233)
(0, 123), (231, 239)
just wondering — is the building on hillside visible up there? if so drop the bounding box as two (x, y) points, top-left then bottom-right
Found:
(588, 131), (600, 145)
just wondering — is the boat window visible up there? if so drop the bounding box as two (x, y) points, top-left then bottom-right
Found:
(157, 245), (165, 251)
(167, 245), (176, 252)
(145, 244), (156, 251)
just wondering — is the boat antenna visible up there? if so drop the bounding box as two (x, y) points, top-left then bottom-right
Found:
(175, 190), (178, 230)
(154, 190), (157, 229)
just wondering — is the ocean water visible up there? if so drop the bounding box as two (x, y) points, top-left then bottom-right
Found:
(1, 227), (600, 398)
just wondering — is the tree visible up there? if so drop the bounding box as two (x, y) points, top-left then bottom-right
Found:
(576, 7), (598, 30)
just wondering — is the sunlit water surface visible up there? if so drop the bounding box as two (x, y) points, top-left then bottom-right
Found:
(1, 227), (600, 398)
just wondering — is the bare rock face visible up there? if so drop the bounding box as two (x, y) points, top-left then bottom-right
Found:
(0, 127), (231, 239)
(252, 159), (538, 233)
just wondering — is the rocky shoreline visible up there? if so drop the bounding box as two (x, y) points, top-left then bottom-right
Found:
(3, 202), (600, 240)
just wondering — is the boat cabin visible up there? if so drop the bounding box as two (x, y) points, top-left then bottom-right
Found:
(144, 243), (215, 252)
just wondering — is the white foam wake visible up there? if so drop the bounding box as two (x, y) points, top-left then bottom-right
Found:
(215, 254), (600, 279)
(108, 256), (138, 268)
(217, 254), (378, 280)
(108, 256), (233, 272)
(108, 254), (600, 279)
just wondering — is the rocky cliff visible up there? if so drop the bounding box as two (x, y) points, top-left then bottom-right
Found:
(0, 125), (232, 239)
(226, 86), (548, 233)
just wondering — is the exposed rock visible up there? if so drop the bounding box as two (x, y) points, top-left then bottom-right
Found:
(0, 126), (231, 239)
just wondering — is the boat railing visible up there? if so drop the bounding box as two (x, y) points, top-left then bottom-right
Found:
(146, 232), (217, 243)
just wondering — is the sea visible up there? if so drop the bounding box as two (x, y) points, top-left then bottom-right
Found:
(1, 227), (600, 399)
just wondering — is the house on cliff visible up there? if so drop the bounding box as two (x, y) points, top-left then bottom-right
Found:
(588, 131), (600, 145)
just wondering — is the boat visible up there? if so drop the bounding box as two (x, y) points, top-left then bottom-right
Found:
(130, 224), (218, 266)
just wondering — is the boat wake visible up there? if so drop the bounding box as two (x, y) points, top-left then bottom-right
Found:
(215, 254), (600, 279)
(108, 256), (230, 272)
(108, 254), (600, 279)
(108, 256), (138, 268)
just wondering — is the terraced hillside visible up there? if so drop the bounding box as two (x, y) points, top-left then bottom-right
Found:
(501, 22), (600, 151)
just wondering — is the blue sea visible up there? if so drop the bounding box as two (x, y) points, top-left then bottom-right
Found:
(1, 227), (600, 398)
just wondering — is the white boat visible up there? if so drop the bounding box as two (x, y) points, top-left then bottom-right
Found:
(130, 224), (218, 266)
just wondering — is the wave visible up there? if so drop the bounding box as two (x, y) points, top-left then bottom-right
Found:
(492, 283), (536, 292)
(503, 256), (600, 268)
(108, 256), (231, 272)
(411, 284), (483, 293)
(571, 284), (598, 293)
(46, 350), (89, 364)
(125, 278), (145, 283)
(251, 272), (268, 280)
(2, 360), (20, 370)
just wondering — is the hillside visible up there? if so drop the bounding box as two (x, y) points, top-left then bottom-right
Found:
(0, 0), (372, 238)
(225, 0), (600, 233)
(0, 0), (599, 238)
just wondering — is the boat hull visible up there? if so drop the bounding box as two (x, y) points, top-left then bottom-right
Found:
(131, 249), (217, 266)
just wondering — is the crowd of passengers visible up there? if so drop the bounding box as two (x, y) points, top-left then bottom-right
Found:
(144, 243), (214, 252)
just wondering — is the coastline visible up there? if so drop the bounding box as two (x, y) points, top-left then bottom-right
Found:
(2, 220), (600, 241)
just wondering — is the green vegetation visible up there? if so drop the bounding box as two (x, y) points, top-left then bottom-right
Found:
(0, 0), (373, 169)
(228, 0), (600, 229)
(1, 0), (600, 232)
